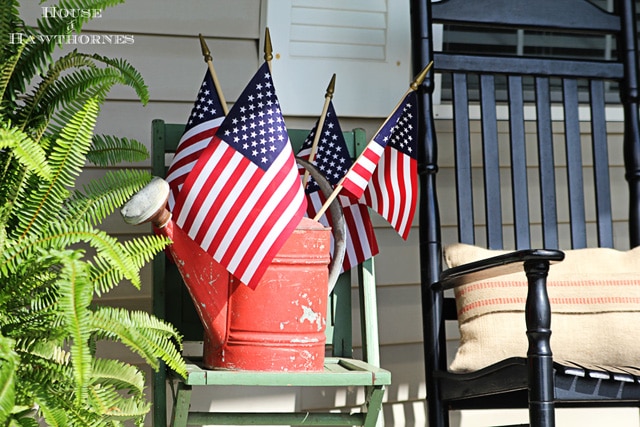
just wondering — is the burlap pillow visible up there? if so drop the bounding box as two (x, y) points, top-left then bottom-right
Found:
(444, 243), (640, 372)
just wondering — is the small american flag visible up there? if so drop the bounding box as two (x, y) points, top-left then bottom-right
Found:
(165, 69), (225, 210)
(297, 102), (379, 272)
(172, 62), (307, 289)
(360, 91), (418, 240)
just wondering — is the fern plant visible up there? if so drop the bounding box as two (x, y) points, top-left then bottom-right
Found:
(0, 1), (186, 426)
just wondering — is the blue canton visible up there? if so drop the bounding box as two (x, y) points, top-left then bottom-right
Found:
(374, 92), (418, 159)
(300, 103), (352, 193)
(216, 62), (288, 171)
(185, 70), (225, 131)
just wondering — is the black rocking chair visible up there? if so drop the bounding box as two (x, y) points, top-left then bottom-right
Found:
(411, 0), (640, 426)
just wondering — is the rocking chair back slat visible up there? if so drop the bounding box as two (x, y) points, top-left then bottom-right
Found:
(508, 76), (531, 250)
(562, 78), (588, 249)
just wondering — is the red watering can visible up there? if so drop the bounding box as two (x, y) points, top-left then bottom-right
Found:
(121, 159), (345, 371)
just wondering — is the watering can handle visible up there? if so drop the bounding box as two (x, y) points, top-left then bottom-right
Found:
(295, 157), (346, 293)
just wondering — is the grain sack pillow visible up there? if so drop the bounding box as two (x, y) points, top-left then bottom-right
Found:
(444, 243), (640, 372)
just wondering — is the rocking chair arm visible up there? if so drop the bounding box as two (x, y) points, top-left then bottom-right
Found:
(433, 249), (565, 291)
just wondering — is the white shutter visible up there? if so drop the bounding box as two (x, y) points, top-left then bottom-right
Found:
(261, 0), (411, 117)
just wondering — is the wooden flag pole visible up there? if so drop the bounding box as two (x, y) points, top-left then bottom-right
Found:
(302, 74), (336, 189)
(312, 61), (434, 221)
(199, 34), (229, 115)
(264, 27), (273, 71)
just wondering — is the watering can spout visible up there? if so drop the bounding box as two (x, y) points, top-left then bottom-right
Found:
(120, 177), (230, 351)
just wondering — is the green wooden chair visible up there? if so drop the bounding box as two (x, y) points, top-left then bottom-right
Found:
(150, 119), (391, 426)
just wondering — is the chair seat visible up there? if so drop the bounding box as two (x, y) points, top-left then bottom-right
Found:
(178, 357), (392, 387)
(435, 357), (640, 407)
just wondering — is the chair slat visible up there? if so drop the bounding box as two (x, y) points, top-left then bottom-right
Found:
(453, 73), (475, 244)
(589, 80), (614, 248)
(508, 76), (531, 249)
(562, 78), (587, 248)
(535, 77), (559, 248)
(434, 53), (624, 80)
(480, 75), (503, 248)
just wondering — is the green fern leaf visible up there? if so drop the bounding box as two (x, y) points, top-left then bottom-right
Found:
(90, 307), (186, 377)
(24, 66), (124, 132)
(0, 335), (17, 424)
(0, 222), (140, 288)
(12, 98), (99, 240)
(0, 0), (20, 55)
(0, 43), (26, 109)
(91, 234), (170, 296)
(56, 250), (93, 404)
(64, 169), (151, 226)
(91, 359), (144, 396)
(88, 135), (149, 167)
(89, 54), (149, 105)
(0, 122), (51, 179)
(15, 50), (98, 130)
(86, 383), (148, 426)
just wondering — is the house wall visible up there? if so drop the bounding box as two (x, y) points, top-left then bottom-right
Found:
(21, 1), (639, 426)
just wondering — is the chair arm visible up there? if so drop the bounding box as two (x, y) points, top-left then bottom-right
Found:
(433, 248), (565, 291)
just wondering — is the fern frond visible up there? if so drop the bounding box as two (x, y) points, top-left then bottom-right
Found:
(0, 0), (20, 55)
(14, 50), (98, 131)
(88, 135), (149, 167)
(91, 234), (170, 296)
(91, 307), (186, 377)
(88, 384), (148, 422)
(35, 405), (68, 427)
(12, 98), (99, 240)
(0, 122), (51, 179)
(0, 222), (140, 288)
(55, 250), (93, 404)
(23, 66), (125, 135)
(124, 235), (172, 269)
(64, 169), (151, 226)
(38, 92), (107, 149)
(0, 335), (18, 424)
(0, 43), (26, 110)
(0, 1), (31, 101)
(89, 54), (149, 105)
(91, 359), (144, 396)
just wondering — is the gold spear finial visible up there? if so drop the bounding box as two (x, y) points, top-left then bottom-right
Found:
(326, 73), (336, 98)
(264, 27), (273, 64)
(199, 33), (212, 63)
(410, 61), (434, 91)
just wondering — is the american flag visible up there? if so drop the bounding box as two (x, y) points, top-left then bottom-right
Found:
(297, 102), (379, 272)
(172, 62), (307, 289)
(165, 69), (225, 210)
(359, 91), (418, 240)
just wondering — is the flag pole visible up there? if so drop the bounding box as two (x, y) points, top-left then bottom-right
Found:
(199, 34), (229, 115)
(312, 61), (433, 221)
(302, 74), (336, 189)
(264, 27), (273, 71)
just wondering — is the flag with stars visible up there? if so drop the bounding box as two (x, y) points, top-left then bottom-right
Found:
(297, 102), (379, 272)
(165, 69), (225, 210)
(359, 91), (418, 240)
(172, 62), (307, 289)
